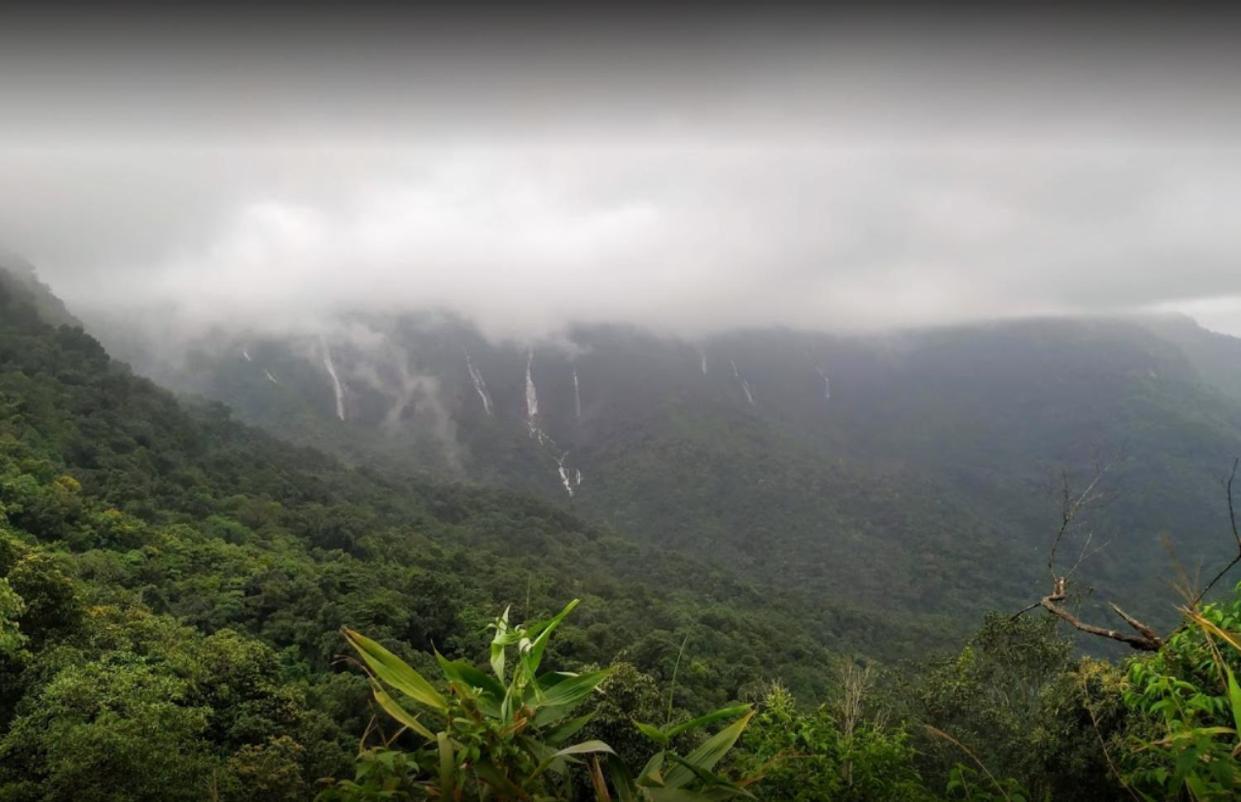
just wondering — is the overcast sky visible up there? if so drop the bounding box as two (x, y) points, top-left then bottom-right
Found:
(2, 6), (1240, 340)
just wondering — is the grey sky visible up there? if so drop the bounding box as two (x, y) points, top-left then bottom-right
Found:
(2, 7), (1240, 339)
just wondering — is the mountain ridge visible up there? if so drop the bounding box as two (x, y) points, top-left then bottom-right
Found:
(64, 276), (1241, 640)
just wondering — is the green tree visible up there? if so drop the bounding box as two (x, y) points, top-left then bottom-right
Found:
(914, 614), (1122, 801)
(0, 660), (216, 802)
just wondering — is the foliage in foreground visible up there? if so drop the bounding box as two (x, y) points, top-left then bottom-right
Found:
(1119, 592), (1241, 800)
(319, 599), (759, 801)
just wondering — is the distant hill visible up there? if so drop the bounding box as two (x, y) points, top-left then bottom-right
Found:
(84, 290), (1241, 637)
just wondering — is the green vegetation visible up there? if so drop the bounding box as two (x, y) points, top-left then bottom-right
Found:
(113, 309), (1241, 653)
(0, 264), (835, 797)
(318, 593), (1241, 801)
(5, 265), (1241, 801)
(320, 599), (760, 801)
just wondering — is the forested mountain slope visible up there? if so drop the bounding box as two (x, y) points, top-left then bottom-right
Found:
(93, 300), (1241, 633)
(0, 266), (888, 797)
(7, 265), (1241, 801)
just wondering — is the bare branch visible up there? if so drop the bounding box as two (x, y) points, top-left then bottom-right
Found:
(1039, 587), (1161, 651)
(1108, 603), (1161, 644)
(1231, 457), (1240, 548)
(1048, 463), (1111, 582)
(1191, 458), (1241, 607)
(1009, 600), (1042, 621)
(1065, 531), (1113, 581)
(1020, 457), (1241, 650)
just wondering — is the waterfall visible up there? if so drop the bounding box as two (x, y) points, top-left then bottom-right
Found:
(731, 360), (756, 407)
(816, 368), (831, 401)
(465, 351), (494, 416)
(525, 349), (538, 421)
(555, 452), (583, 498)
(525, 349), (546, 442)
(572, 365), (582, 420)
(320, 336), (346, 421)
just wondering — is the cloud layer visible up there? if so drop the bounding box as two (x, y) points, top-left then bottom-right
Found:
(2, 7), (1240, 339)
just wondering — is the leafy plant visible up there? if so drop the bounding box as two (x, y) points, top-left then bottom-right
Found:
(320, 598), (615, 801)
(607, 703), (757, 801)
(732, 682), (934, 802)
(1121, 589), (1241, 801)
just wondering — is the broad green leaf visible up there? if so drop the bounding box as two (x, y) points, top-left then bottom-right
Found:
(546, 712), (594, 745)
(435, 650), (506, 701)
(635, 720), (670, 746)
(369, 680), (436, 740)
(437, 732), (456, 796)
(530, 739), (615, 779)
(524, 598), (579, 676)
(663, 705), (753, 740)
(608, 754), (639, 802)
(1225, 664), (1241, 737)
(532, 702), (577, 729)
(662, 708), (754, 789)
(665, 753), (755, 798)
(638, 751), (667, 786)
(344, 628), (448, 713)
(1185, 773), (1209, 799)
(535, 668), (611, 709)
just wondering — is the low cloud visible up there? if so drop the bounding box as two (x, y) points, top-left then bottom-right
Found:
(4, 147), (1240, 340)
(2, 8), (1240, 339)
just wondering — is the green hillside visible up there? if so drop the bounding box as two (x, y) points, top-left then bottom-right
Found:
(0, 267), (874, 797)
(95, 307), (1241, 638)
(9, 267), (1241, 801)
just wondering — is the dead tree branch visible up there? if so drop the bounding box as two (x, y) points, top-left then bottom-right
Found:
(1048, 462), (1111, 582)
(1190, 457), (1241, 607)
(1016, 459), (1161, 649)
(1019, 457), (1241, 649)
(1039, 585), (1161, 651)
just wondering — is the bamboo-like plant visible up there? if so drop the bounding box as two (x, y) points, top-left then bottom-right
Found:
(320, 598), (615, 801)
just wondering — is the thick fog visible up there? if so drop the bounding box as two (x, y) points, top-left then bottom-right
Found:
(2, 6), (1240, 340)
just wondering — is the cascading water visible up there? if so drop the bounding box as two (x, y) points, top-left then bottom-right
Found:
(524, 349), (582, 497)
(525, 349), (542, 440)
(555, 452), (583, 498)
(731, 359), (756, 407)
(816, 368), (831, 401)
(465, 351), (494, 416)
(320, 336), (347, 421)
(572, 365), (582, 420)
